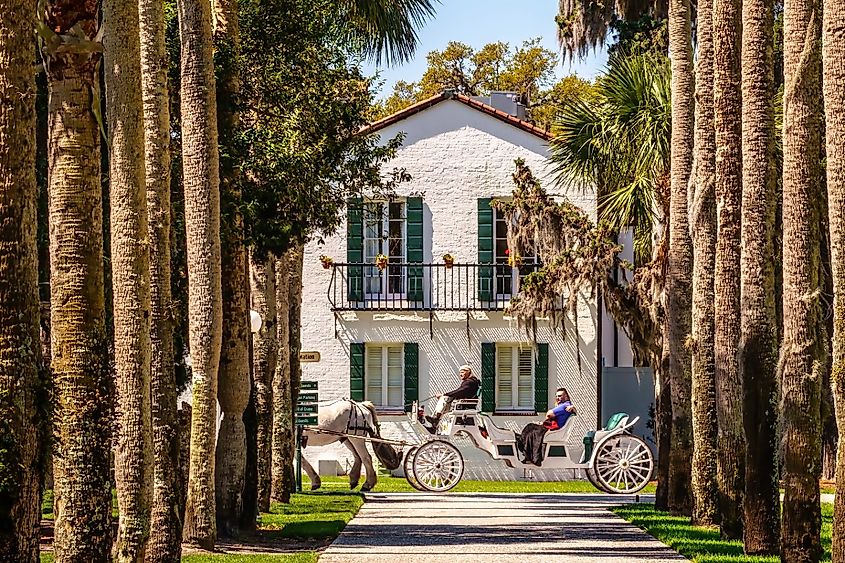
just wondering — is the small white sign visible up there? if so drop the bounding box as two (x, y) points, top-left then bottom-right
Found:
(299, 351), (321, 363)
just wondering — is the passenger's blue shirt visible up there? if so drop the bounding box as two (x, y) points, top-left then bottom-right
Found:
(552, 401), (573, 428)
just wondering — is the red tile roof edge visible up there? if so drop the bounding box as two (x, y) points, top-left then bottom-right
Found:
(361, 91), (553, 142)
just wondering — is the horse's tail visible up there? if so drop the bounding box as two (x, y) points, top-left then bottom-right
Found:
(359, 400), (402, 470)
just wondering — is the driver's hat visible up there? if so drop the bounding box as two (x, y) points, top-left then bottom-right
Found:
(459, 364), (472, 373)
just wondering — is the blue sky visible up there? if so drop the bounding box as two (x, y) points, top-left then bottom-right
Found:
(364, 0), (608, 99)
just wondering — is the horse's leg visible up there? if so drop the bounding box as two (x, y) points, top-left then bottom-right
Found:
(300, 453), (320, 491)
(343, 439), (362, 489)
(350, 438), (377, 492)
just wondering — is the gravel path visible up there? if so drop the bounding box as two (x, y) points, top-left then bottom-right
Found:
(320, 493), (688, 562)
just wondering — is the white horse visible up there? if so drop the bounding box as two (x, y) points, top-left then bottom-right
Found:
(301, 399), (402, 492)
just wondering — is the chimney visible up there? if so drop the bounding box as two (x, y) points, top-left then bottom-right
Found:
(471, 91), (527, 120)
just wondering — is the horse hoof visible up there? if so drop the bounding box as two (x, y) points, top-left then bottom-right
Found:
(361, 485), (372, 493)
(311, 483), (320, 491)
(350, 482), (359, 490)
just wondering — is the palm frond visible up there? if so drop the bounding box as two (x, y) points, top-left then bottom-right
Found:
(338, 0), (438, 66)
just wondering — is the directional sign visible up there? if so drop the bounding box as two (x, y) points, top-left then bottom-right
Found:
(300, 380), (318, 391)
(295, 403), (318, 414)
(298, 392), (318, 403)
(295, 415), (318, 426)
(299, 351), (321, 363)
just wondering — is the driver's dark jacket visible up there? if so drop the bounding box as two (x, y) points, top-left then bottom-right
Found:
(444, 375), (481, 400)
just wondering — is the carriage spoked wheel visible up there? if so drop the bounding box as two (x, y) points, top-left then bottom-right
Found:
(593, 434), (654, 494)
(403, 446), (427, 491)
(411, 440), (464, 492)
(585, 465), (610, 494)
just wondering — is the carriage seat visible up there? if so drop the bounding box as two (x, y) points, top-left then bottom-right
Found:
(578, 412), (631, 464)
(542, 412), (578, 444)
(450, 385), (483, 413)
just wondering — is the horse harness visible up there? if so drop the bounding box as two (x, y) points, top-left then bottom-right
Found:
(344, 399), (378, 440)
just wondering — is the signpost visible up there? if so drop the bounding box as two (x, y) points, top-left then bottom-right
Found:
(295, 381), (318, 493)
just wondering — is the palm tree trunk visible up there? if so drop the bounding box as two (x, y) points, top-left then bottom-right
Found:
(654, 342), (672, 512)
(43, 5), (113, 560)
(212, 0), (251, 535)
(0, 8), (45, 560)
(823, 0), (845, 558)
(139, 0), (182, 555)
(689, 0), (719, 527)
(666, 0), (694, 517)
(713, 0), (744, 539)
(179, 0), (224, 547)
(103, 0), (155, 557)
(781, 0), (825, 558)
(740, 0), (779, 552)
(250, 256), (277, 512)
(272, 252), (293, 502)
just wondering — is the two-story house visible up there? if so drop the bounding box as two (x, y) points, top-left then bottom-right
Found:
(299, 90), (649, 480)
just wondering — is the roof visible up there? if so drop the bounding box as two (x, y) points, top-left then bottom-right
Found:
(362, 91), (553, 141)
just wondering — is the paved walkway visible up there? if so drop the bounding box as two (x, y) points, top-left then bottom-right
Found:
(320, 493), (688, 562)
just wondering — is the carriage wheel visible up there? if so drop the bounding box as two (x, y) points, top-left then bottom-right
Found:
(593, 434), (654, 494)
(585, 465), (610, 493)
(412, 440), (464, 492)
(403, 446), (427, 491)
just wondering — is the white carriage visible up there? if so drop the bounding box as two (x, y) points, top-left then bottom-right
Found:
(402, 397), (654, 494)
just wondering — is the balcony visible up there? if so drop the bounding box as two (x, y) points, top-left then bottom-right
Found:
(327, 262), (542, 312)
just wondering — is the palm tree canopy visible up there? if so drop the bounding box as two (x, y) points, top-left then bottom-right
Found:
(336, 0), (439, 66)
(550, 53), (670, 258)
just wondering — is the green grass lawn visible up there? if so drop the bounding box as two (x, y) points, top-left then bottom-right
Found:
(305, 474), (658, 494)
(613, 502), (833, 563)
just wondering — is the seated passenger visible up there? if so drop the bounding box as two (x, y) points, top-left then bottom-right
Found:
(423, 364), (480, 431)
(517, 388), (577, 466)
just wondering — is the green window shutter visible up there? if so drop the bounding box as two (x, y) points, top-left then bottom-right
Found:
(534, 343), (549, 414)
(350, 342), (365, 401)
(477, 198), (494, 302)
(406, 197), (424, 302)
(481, 342), (496, 412)
(404, 342), (419, 412)
(346, 197), (364, 301)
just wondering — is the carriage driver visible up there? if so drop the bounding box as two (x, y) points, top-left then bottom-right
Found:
(423, 364), (481, 430)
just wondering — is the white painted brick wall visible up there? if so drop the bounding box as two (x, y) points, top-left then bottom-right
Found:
(299, 100), (603, 481)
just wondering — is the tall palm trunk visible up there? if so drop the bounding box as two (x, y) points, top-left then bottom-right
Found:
(740, 0), (779, 552)
(179, 0), (224, 547)
(103, 0), (154, 557)
(780, 0), (824, 558)
(665, 0), (694, 517)
(139, 0), (182, 555)
(271, 253), (293, 502)
(250, 256), (277, 512)
(0, 7), (45, 560)
(824, 1), (845, 557)
(713, 0), (744, 539)
(689, 0), (719, 527)
(43, 3), (113, 560)
(213, 0), (250, 534)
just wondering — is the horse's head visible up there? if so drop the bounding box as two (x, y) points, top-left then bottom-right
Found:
(373, 440), (402, 470)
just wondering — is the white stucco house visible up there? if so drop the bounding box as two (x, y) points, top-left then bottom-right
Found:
(299, 91), (650, 480)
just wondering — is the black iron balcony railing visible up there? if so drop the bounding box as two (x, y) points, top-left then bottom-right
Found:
(327, 262), (543, 312)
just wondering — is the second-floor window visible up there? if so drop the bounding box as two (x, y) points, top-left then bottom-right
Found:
(364, 201), (406, 298)
(496, 344), (535, 410)
(494, 208), (536, 298)
(365, 343), (404, 408)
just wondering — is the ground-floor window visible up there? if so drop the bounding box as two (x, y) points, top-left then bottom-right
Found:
(495, 344), (534, 410)
(365, 343), (404, 408)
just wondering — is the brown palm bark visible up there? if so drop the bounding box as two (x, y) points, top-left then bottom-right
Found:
(103, 0), (155, 557)
(43, 2), (113, 560)
(213, 0), (251, 534)
(713, 0), (744, 539)
(740, 0), (779, 552)
(689, 0), (719, 527)
(654, 342), (671, 511)
(824, 0), (845, 557)
(271, 253), (293, 502)
(781, 0), (825, 558)
(179, 0), (224, 547)
(250, 256), (277, 512)
(665, 0), (694, 517)
(0, 7), (45, 560)
(139, 0), (182, 555)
